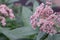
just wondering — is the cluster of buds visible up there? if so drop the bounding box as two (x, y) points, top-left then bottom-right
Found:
(0, 4), (15, 26)
(30, 1), (60, 35)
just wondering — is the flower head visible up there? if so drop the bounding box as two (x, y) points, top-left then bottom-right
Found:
(0, 4), (15, 26)
(30, 1), (60, 35)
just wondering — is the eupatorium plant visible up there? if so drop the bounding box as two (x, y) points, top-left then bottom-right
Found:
(30, 1), (60, 35)
(0, 4), (15, 26)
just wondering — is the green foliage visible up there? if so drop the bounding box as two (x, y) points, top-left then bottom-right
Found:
(33, 1), (39, 12)
(47, 34), (60, 40)
(11, 27), (37, 38)
(0, 0), (60, 40)
(0, 27), (38, 40)
(36, 31), (48, 40)
(22, 6), (32, 26)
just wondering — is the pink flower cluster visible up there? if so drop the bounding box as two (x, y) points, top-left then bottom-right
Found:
(30, 1), (60, 35)
(0, 4), (15, 26)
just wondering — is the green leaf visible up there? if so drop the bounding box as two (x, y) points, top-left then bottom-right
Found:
(0, 27), (37, 39)
(11, 27), (38, 38)
(47, 35), (55, 40)
(0, 33), (9, 40)
(0, 27), (18, 40)
(8, 0), (19, 3)
(36, 31), (48, 40)
(22, 6), (32, 26)
(16, 38), (33, 40)
(8, 4), (13, 8)
(25, 0), (36, 5)
(33, 1), (39, 12)
(48, 34), (60, 40)
(0, 0), (9, 4)
(14, 6), (24, 27)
